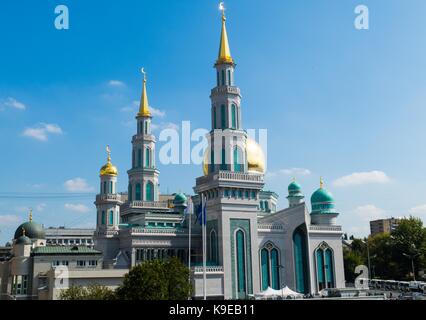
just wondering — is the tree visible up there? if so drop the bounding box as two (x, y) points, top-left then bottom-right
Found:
(343, 247), (364, 283)
(60, 284), (116, 300)
(115, 257), (192, 300)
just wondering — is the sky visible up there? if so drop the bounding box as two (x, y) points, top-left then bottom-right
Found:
(1, 0), (426, 244)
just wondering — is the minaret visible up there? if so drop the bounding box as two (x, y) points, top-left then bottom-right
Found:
(208, 5), (246, 173)
(95, 146), (121, 233)
(287, 178), (305, 208)
(127, 69), (159, 203)
(194, 4), (263, 299)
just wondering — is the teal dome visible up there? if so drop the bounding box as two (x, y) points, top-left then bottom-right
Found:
(288, 181), (302, 192)
(16, 235), (32, 245)
(173, 193), (187, 205)
(310, 188), (334, 204)
(14, 221), (45, 240)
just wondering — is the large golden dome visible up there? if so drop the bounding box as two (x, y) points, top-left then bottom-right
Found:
(202, 138), (265, 175)
(100, 146), (118, 177)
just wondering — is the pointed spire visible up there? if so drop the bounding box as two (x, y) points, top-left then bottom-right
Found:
(106, 145), (111, 163)
(29, 208), (33, 222)
(138, 68), (151, 117)
(216, 2), (234, 65)
(320, 177), (324, 189)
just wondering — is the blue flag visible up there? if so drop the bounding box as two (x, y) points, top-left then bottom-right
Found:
(195, 197), (206, 225)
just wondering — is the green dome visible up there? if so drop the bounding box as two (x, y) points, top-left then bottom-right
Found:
(173, 193), (187, 205)
(310, 188), (334, 204)
(288, 181), (302, 192)
(16, 235), (32, 245)
(14, 221), (45, 240)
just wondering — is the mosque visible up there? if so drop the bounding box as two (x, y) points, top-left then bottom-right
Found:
(0, 7), (345, 300)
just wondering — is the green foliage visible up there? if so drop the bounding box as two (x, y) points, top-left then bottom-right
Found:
(116, 257), (192, 300)
(60, 284), (116, 300)
(344, 216), (426, 281)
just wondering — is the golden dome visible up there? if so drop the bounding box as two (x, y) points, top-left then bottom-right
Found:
(100, 145), (118, 177)
(202, 138), (265, 175)
(246, 138), (265, 174)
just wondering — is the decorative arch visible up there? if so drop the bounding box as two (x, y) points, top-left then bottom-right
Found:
(145, 147), (151, 168)
(135, 183), (141, 201)
(145, 181), (154, 201)
(315, 242), (335, 290)
(293, 226), (309, 294)
(210, 229), (218, 264)
(233, 146), (243, 172)
(234, 228), (247, 298)
(259, 242), (281, 290)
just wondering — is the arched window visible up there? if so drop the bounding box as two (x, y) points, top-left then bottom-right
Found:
(132, 150), (135, 168)
(231, 104), (236, 129)
(221, 148), (227, 170)
(220, 105), (226, 128)
(144, 120), (149, 134)
(128, 184), (133, 202)
(145, 148), (150, 168)
(109, 210), (114, 225)
(217, 71), (220, 87)
(315, 244), (335, 290)
(233, 147), (243, 172)
(101, 211), (106, 225)
(210, 149), (215, 174)
(103, 181), (106, 194)
(221, 69), (225, 86)
(137, 149), (142, 167)
(325, 248), (335, 288)
(109, 181), (113, 194)
(270, 248), (280, 290)
(228, 70), (232, 86)
(236, 230), (246, 298)
(260, 248), (270, 290)
(264, 201), (269, 212)
(213, 107), (217, 129)
(146, 181), (153, 201)
(293, 227), (308, 293)
(316, 249), (326, 290)
(135, 183), (141, 201)
(210, 230), (218, 264)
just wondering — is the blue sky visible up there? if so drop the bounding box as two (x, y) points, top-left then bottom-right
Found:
(1, 0), (426, 244)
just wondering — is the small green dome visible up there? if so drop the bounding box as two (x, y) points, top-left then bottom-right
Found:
(16, 235), (32, 245)
(288, 181), (302, 192)
(173, 193), (187, 205)
(14, 221), (45, 240)
(310, 188), (334, 204)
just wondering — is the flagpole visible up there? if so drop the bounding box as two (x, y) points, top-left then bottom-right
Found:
(188, 198), (192, 296)
(202, 195), (207, 300)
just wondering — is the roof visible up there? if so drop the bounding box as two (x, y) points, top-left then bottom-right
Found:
(32, 246), (102, 256)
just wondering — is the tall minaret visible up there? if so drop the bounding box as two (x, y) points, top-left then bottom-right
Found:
(194, 4), (263, 299)
(207, 4), (247, 173)
(127, 69), (160, 203)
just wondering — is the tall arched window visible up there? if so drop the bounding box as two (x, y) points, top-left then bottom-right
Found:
(213, 107), (217, 129)
(228, 70), (232, 86)
(101, 211), (106, 225)
(233, 147), (243, 172)
(109, 210), (114, 225)
(132, 150), (135, 168)
(260, 248), (270, 290)
(128, 184), (133, 202)
(137, 149), (142, 167)
(325, 248), (335, 288)
(103, 181), (106, 194)
(231, 104), (236, 129)
(221, 105), (226, 128)
(221, 148), (227, 170)
(236, 230), (246, 298)
(145, 148), (150, 168)
(135, 183), (141, 201)
(217, 71), (219, 87)
(210, 149), (215, 174)
(293, 227), (308, 293)
(271, 248), (280, 289)
(109, 181), (113, 194)
(146, 181), (153, 201)
(315, 244), (335, 291)
(316, 249), (326, 290)
(221, 69), (225, 86)
(210, 230), (218, 264)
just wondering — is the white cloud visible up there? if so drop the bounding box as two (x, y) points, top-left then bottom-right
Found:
(64, 178), (94, 192)
(121, 101), (166, 118)
(409, 204), (426, 215)
(108, 80), (125, 87)
(265, 167), (311, 179)
(64, 203), (90, 213)
(1, 97), (26, 110)
(333, 170), (390, 187)
(0, 214), (22, 226)
(353, 204), (386, 222)
(22, 123), (63, 142)
(151, 122), (179, 131)
(36, 203), (46, 212)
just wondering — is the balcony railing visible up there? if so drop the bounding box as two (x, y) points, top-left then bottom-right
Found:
(192, 266), (224, 273)
(128, 201), (170, 209)
(309, 225), (342, 232)
(196, 170), (264, 186)
(131, 227), (186, 235)
(258, 223), (284, 231)
(96, 194), (122, 202)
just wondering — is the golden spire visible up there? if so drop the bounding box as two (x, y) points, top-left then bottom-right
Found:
(320, 177), (324, 189)
(137, 68), (151, 117)
(29, 208), (33, 222)
(216, 2), (234, 65)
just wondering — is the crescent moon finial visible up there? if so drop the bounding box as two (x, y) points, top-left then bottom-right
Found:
(141, 67), (147, 81)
